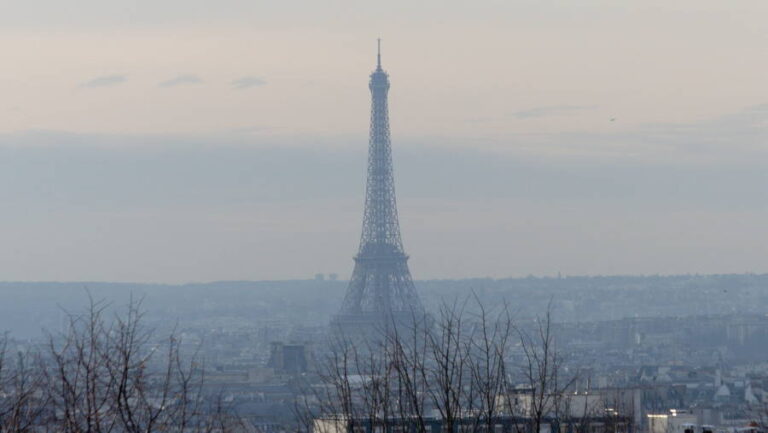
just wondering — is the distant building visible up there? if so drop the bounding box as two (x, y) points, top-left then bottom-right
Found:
(648, 410), (697, 433)
(314, 415), (632, 433)
(267, 342), (308, 374)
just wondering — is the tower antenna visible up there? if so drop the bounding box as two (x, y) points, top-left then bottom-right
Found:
(377, 38), (381, 69)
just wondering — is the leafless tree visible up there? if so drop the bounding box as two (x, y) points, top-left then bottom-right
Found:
(511, 302), (577, 433)
(465, 299), (513, 433)
(0, 294), (240, 433)
(387, 312), (430, 433)
(44, 297), (118, 433)
(422, 301), (472, 433)
(0, 334), (48, 433)
(302, 298), (576, 433)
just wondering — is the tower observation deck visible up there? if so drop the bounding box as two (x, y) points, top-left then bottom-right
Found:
(331, 41), (424, 337)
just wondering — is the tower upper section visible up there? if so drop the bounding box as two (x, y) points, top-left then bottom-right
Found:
(358, 40), (404, 257)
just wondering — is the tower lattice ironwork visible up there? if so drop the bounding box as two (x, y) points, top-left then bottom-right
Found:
(332, 41), (423, 333)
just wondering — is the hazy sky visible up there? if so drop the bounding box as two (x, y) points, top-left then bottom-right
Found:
(1, 1), (768, 282)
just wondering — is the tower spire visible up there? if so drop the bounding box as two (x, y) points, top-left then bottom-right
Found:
(377, 38), (381, 70)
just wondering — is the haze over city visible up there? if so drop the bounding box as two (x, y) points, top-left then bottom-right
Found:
(1, 0), (767, 282)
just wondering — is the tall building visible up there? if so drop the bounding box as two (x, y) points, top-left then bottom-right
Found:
(331, 41), (424, 338)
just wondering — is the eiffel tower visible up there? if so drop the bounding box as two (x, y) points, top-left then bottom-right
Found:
(331, 41), (424, 337)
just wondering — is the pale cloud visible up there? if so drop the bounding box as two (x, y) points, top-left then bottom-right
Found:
(81, 74), (126, 88)
(232, 76), (266, 89)
(159, 74), (203, 88)
(3, 8), (766, 137)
